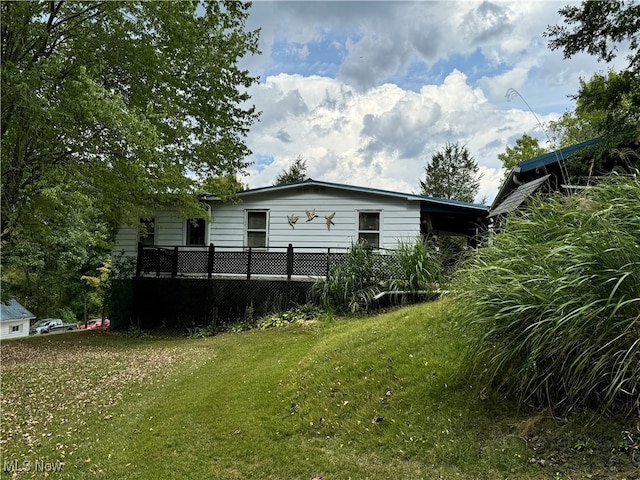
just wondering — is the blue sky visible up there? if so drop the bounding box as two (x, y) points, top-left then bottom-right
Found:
(239, 1), (629, 203)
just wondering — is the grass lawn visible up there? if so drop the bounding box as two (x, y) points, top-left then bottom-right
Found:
(1, 299), (638, 479)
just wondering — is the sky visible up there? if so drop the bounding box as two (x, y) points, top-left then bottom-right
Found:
(238, 1), (629, 204)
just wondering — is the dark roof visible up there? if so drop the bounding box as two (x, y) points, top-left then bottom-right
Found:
(516, 138), (601, 174)
(1, 299), (35, 322)
(492, 138), (602, 210)
(205, 178), (488, 212)
(488, 174), (550, 218)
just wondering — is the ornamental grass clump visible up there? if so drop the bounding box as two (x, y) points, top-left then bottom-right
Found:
(452, 178), (640, 415)
(314, 238), (443, 314)
(389, 237), (443, 292)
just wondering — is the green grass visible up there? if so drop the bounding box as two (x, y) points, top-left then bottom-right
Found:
(1, 301), (638, 479)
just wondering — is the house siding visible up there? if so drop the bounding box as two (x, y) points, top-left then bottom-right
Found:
(208, 187), (421, 250)
(0, 319), (30, 339)
(113, 209), (204, 257)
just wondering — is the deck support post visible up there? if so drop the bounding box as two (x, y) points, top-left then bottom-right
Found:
(207, 243), (215, 279)
(246, 247), (252, 280)
(286, 243), (294, 281)
(171, 246), (179, 278)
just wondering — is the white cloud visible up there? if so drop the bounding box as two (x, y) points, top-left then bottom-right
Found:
(244, 70), (561, 203)
(238, 1), (618, 204)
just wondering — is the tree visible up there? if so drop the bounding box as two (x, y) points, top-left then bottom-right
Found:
(1, 1), (260, 318)
(275, 155), (308, 185)
(575, 70), (640, 145)
(1, 1), (260, 242)
(497, 134), (547, 172)
(547, 111), (599, 148)
(545, 0), (640, 73)
(419, 143), (481, 203)
(196, 175), (247, 201)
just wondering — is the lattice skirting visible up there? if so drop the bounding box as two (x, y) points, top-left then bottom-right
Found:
(130, 277), (313, 332)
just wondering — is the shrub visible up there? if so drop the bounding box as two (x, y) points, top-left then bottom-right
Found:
(452, 178), (640, 415)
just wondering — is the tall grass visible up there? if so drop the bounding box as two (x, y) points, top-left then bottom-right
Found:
(313, 241), (378, 313)
(452, 178), (640, 415)
(389, 237), (443, 292)
(314, 238), (443, 313)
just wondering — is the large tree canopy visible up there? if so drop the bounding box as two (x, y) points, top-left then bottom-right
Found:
(419, 143), (481, 203)
(1, 1), (260, 241)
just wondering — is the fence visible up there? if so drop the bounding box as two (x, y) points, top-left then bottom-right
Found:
(136, 244), (360, 280)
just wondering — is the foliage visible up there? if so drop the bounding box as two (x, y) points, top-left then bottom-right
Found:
(81, 257), (111, 321)
(195, 175), (247, 202)
(0, 190), (112, 319)
(497, 134), (547, 172)
(256, 304), (323, 329)
(1, 0), (260, 240)
(451, 178), (640, 416)
(1, 1), (260, 323)
(387, 238), (443, 292)
(274, 155), (308, 185)
(105, 255), (137, 330)
(574, 69), (640, 146)
(547, 110), (600, 149)
(313, 241), (378, 314)
(186, 322), (218, 339)
(314, 238), (444, 314)
(546, 0), (640, 73)
(419, 143), (481, 202)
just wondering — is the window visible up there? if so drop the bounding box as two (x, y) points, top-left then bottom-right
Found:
(186, 218), (206, 246)
(358, 211), (380, 248)
(246, 210), (268, 248)
(11, 325), (21, 332)
(139, 218), (155, 246)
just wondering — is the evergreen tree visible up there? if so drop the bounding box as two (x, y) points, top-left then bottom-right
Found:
(275, 156), (308, 185)
(419, 143), (481, 202)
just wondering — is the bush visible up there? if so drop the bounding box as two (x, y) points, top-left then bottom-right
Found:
(452, 178), (640, 415)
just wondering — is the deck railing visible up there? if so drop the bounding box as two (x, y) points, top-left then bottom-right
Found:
(135, 244), (360, 280)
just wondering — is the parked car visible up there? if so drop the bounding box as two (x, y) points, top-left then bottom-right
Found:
(30, 318), (78, 335)
(78, 318), (110, 330)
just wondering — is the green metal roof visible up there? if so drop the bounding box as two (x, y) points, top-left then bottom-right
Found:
(517, 138), (601, 173)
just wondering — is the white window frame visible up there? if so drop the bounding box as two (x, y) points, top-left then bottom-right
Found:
(11, 324), (21, 333)
(245, 210), (269, 249)
(185, 218), (207, 246)
(357, 210), (382, 249)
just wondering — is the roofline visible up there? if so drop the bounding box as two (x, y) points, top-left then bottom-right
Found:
(204, 178), (488, 211)
(492, 137), (602, 209)
(518, 137), (602, 173)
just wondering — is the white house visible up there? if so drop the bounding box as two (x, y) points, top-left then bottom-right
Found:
(0, 299), (35, 340)
(114, 179), (489, 259)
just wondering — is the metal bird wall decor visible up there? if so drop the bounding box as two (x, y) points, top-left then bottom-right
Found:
(324, 212), (336, 230)
(305, 209), (319, 222)
(287, 214), (299, 229)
